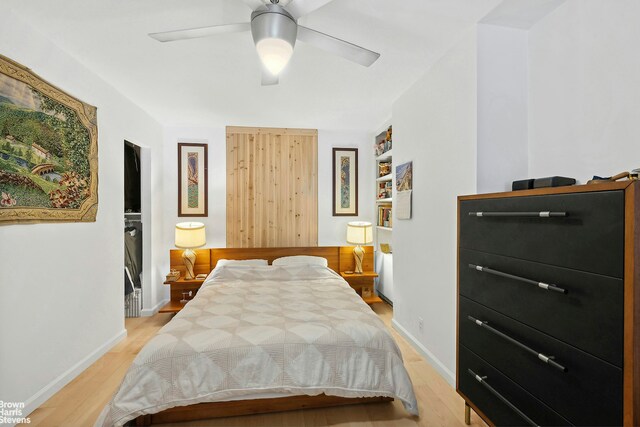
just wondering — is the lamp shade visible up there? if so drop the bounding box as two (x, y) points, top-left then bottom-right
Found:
(346, 221), (373, 245)
(175, 222), (206, 249)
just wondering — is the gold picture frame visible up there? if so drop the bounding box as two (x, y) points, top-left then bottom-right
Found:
(0, 55), (98, 224)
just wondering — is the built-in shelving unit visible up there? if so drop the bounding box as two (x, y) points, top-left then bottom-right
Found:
(374, 126), (393, 304)
(376, 149), (393, 162)
(376, 197), (392, 203)
(375, 128), (393, 228)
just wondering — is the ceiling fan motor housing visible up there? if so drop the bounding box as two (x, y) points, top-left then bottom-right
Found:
(250, 4), (298, 49)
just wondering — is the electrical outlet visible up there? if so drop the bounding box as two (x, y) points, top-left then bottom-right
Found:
(418, 317), (424, 332)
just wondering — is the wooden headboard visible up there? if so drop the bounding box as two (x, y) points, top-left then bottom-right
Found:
(168, 246), (374, 276)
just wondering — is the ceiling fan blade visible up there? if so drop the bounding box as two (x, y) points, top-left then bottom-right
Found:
(297, 26), (380, 67)
(149, 22), (250, 43)
(285, 0), (335, 19)
(261, 70), (279, 86)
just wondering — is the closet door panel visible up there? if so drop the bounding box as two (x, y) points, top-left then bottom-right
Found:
(226, 127), (318, 248)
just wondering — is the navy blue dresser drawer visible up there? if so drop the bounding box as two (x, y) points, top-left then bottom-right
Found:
(459, 297), (622, 426)
(458, 345), (570, 427)
(459, 191), (624, 278)
(459, 248), (623, 367)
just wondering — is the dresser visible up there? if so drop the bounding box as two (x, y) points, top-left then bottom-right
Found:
(457, 181), (640, 426)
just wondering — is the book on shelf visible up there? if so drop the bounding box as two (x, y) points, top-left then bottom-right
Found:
(377, 204), (392, 228)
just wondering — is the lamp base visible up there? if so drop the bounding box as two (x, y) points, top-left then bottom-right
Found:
(353, 245), (364, 274)
(182, 249), (196, 280)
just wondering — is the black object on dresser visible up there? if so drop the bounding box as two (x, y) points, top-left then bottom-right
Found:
(457, 181), (640, 427)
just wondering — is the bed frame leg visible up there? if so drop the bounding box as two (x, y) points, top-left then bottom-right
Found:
(464, 402), (471, 425)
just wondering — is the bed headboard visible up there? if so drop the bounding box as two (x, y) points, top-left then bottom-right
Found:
(168, 246), (374, 276)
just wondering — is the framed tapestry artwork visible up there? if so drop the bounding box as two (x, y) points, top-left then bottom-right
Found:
(0, 54), (98, 225)
(332, 147), (358, 216)
(178, 142), (208, 217)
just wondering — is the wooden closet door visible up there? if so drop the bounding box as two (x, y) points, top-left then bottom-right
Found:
(226, 126), (318, 247)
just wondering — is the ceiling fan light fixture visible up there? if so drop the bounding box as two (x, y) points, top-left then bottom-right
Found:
(256, 37), (293, 75)
(251, 4), (297, 76)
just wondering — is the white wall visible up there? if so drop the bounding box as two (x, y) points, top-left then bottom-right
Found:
(477, 24), (529, 193)
(391, 30), (477, 384)
(527, 1), (640, 182)
(0, 10), (165, 414)
(162, 127), (373, 261)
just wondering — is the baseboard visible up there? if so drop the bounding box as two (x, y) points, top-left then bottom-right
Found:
(377, 292), (393, 307)
(391, 318), (455, 386)
(23, 329), (127, 419)
(141, 298), (169, 317)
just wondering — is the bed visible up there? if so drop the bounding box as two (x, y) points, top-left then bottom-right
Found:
(97, 247), (418, 426)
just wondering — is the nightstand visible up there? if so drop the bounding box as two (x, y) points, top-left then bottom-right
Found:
(159, 277), (205, 313)
(340, 271), (383, 305)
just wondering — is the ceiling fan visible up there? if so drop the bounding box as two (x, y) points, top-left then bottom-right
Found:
(149, 0), (380, 86)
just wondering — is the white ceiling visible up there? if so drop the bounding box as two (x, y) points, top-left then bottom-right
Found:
(7, 0), (502, 131)
(480, 0), (565, 29)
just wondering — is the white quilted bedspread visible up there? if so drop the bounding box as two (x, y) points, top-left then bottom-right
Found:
(97, 265), (418, 426)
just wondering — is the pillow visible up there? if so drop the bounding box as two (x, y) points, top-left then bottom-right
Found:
(216, 259), (269, 267)
(272, 255), (328, 267)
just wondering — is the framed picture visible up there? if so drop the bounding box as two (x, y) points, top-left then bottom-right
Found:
(0, 54), (98, 224)
(396, 161), (413, 191)
(178, 143), (208, 217)
(396, 161), (413, 220)
(332, 147), (358, 216)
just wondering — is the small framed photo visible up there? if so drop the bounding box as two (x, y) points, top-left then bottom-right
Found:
(332, 148), (358, 216)
(178, 143), (208, 217)
(396, 161), (413, 191)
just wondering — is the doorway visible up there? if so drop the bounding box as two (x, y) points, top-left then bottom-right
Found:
(124, 141), (143, 317)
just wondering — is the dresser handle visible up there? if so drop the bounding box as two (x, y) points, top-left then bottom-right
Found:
(469, 264), (567, 294)
(467, 369), (539, 427)
(468, 316), (567, 372)
(468, 211), (567, 217)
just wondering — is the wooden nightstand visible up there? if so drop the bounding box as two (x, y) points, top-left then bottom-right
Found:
(159, 277), (205, 313)
(340, 271), (383, 305)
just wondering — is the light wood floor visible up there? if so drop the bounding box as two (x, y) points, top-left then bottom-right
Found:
(23, 303), (487, 427)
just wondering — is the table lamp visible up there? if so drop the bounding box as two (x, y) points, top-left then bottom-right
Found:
(346, 221), (373, 274)
(175, 222), (206, 280)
